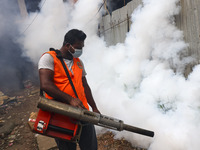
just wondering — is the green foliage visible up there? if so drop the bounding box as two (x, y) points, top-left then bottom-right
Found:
(157, 100), (177, 114)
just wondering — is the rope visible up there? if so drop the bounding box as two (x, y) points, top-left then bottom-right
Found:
(99, 15), (131, 35)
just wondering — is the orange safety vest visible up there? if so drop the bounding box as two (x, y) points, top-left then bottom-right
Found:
(44, 51), (89, 110)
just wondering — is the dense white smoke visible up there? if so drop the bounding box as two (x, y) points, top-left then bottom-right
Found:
(19, 0), (200, 149)
(0, 0), (36, 90)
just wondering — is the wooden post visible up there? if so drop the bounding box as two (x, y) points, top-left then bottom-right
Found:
(17, 0), (28, 19)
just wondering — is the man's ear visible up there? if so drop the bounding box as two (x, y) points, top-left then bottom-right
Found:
(64, 43), (71, 48)
(65, 43), (71, 47)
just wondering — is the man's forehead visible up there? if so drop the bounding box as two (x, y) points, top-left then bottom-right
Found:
(73, 40), (84, 46)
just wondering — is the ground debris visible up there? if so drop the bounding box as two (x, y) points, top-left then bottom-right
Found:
(0, 121), (15, 138)
(97, 132), (147, 150)
(0, 86), (39, 150)
(0, 91), (10, 106)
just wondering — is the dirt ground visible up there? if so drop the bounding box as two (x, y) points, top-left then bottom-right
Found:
(0, 86), (147, 150)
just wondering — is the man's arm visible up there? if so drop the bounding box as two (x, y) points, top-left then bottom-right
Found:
(39, 68), (85, 109)
(82, 76), (100, 113)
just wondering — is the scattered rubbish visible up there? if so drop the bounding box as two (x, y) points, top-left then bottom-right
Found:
(30, 89), (40, 95)
(7, 116), (11, 119)
(0, 119), (5, 127)
(0, 91), (18, 106)
(8, 141), (13, 146)
(0, 91), (9, 106)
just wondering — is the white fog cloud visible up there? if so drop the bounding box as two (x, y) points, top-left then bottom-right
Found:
(19, 0), (200, 149)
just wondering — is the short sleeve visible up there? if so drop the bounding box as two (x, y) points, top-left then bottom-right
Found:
(79, 59), (87, 76)
(38, 53), (54, 71)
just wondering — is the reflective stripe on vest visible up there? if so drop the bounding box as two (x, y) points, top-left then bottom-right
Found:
(45, 51), (89, 110)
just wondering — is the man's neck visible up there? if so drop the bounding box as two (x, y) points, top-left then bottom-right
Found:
(60, 47), (73, 60)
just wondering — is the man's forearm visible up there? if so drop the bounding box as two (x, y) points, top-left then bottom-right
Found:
(82, 76), (99, 111)
(84, 83), (98, 110)
(41, 83), (73, 104)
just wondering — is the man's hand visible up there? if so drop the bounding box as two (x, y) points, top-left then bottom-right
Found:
(69, 98), (86, 109)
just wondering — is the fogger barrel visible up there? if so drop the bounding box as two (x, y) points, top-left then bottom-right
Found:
(37, 97), (154, 137)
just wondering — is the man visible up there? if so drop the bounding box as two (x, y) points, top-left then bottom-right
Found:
(38, 29), (100, 150)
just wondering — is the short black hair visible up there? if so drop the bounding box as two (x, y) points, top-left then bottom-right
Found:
(63, 29), (87, 46)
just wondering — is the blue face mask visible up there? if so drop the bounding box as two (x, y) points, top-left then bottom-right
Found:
(69, 45), (83, 58)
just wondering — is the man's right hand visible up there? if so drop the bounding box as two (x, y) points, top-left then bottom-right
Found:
(69, 98), (86, 109)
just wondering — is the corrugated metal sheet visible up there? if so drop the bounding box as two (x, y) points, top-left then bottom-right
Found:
(99, 0), (200, 75)
(99, 0), (142, 46)
(175, 0), (200, 75)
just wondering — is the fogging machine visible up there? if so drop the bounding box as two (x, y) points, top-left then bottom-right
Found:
(33, 97), (154, 142)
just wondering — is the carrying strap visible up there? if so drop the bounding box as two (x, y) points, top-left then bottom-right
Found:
(49, 48), (79, 98)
